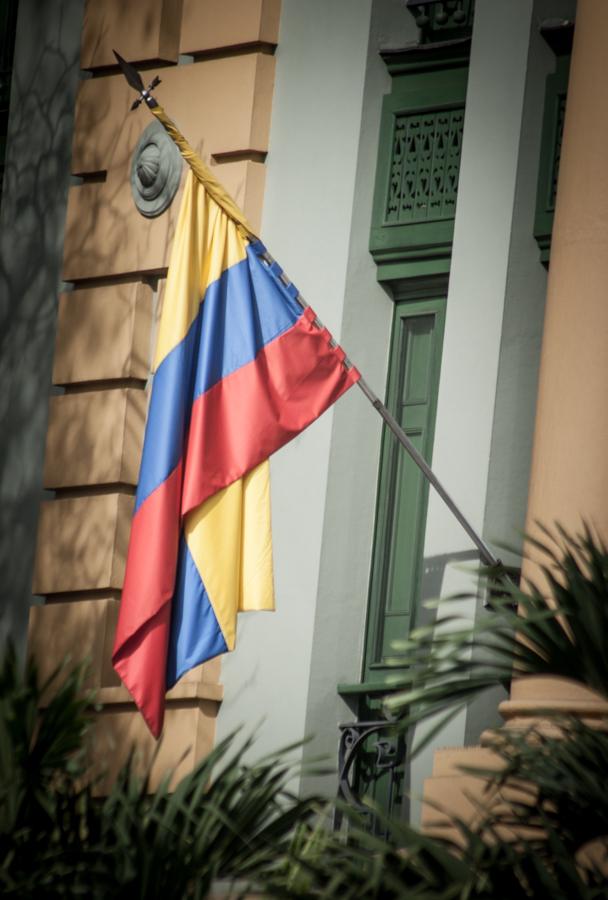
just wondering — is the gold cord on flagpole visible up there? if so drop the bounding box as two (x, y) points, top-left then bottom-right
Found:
(149, 104), (258, 243)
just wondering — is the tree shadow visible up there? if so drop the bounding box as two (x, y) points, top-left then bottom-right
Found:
(0, 0), (86, 653)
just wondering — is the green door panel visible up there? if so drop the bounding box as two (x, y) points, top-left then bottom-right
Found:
(363, 298), (445, 682)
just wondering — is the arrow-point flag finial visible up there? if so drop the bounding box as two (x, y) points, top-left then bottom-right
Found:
(113, 50), (161, 111)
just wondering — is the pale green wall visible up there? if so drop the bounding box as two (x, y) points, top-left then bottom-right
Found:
(408, 0), (536, 824)
(217, 0), (576, 818)
(215, 0), (378, 778)
(467, 0), (576, 746)
(299, 0), (417, 797)
(410, 0), (576, 824)
(481, 1), (571, 567)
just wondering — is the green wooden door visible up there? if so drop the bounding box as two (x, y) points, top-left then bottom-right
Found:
(363, 297), (445, 682)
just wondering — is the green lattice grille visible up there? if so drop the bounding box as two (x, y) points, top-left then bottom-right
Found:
(549, 93), (566, 211)
(385, 107), (464, 225)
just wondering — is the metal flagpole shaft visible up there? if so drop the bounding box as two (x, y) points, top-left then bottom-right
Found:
(355, 377), (499, 568)
(261, 249), (501, 571)
(114, 52), (502, 574)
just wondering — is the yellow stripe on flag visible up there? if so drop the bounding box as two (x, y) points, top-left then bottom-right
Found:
(183, 460), (275, 649)
(154, 171), (247, 370)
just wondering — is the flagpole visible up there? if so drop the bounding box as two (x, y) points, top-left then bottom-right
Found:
(113, 53), (504, 575)
(357, 378), (498, 566)
(257, 247), (501, 570)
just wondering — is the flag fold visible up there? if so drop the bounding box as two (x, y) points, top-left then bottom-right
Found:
(113, 169), (360, 737)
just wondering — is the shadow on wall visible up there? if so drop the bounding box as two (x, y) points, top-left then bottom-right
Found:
(419, 548), (480, 621)
(0, 0), (85, 651)
(0, 0), (176, 651)
(0, 0), (263, 659)
(420, 548), (508, 742)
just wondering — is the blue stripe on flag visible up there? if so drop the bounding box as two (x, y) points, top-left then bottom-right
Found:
(192, 245), (302, 398)
(166, 538), (228, 688)
(135, 247), (303, 513)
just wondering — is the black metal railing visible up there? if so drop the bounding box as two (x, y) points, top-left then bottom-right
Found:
(335, 719), (406, 834)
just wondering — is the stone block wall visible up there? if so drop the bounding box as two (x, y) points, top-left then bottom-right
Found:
(28, 0), (281, 783)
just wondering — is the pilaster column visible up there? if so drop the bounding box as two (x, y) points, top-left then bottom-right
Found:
(502, 0), (608, 724)
(522, 0), (608, 544)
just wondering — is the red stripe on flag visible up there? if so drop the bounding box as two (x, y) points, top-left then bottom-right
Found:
(182, 308), (359, 515)
(113, 603), (171, 738)
(112, 461), (183, 736)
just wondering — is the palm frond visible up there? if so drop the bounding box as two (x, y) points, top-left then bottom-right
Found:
(383, 528), (608, 753)
(465, 718), (608, 858)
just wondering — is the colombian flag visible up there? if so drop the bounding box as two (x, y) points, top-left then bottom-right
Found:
(112, 167), (359, 736)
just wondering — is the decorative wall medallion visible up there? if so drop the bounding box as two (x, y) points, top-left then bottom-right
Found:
(131, 121), (182, 218)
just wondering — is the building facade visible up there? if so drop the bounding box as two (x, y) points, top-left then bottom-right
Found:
(2, 0), (606, 826)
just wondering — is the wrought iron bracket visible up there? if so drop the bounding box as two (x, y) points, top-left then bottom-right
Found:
(334, 719), (405, 831)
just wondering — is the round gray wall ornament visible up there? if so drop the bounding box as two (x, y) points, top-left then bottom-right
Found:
(131, 121), (182, 218)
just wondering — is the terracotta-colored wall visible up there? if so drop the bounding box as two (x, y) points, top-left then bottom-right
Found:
(28, 0), (280, 784)
(505, 0), (608, 721)
(521, 0), (608, 555)
(421, 0), (608, 835)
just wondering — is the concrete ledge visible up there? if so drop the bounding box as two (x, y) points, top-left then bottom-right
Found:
(93, 698), (221, 791)
(510, 675), (607, 704)
(431, 745), (502, 777)
(33, 493), (133, 595)
(28, 597), (120, 688)
(63, 161), (266, 280)
(44, 388), (146, 488)
(422, 746), (503, 841)
(499, 698), (608, 719)
(98, 681), (224, 706)
(53, 283), (152, 385)
(180, 0), (281, 56)
(81, 0), (182, 70)
(71, 55), (275, 175)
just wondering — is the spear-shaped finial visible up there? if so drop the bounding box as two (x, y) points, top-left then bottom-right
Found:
(113, 50), (161, 111)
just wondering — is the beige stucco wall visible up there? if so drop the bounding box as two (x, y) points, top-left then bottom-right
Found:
(28, 0), (281, 782)
(422, 0), (608, 831)
(522, 0), (608, 552)
(507, 0), (608, 716)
